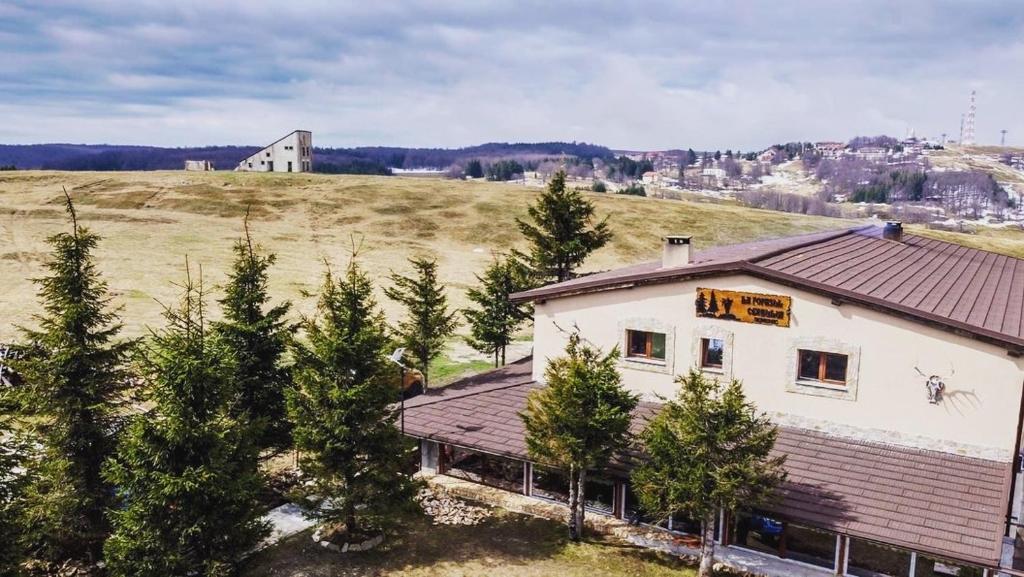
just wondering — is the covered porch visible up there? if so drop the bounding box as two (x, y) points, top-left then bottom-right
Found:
(402, 358), (1010, 577)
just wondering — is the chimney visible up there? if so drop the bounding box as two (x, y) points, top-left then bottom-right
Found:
(882, 221), (903, 242)
(663, 236), (692, 268)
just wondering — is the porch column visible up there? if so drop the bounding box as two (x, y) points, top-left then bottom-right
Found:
(420, 439), (440, 474)
(718, 510), (732, 545)
(834, 536), (848, 576)
(613, 481), (625, 519)
(523, 462), (533, 496)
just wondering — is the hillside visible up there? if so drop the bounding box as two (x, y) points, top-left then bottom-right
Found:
(928, 144), (1024, 191)
(3, 171), (1022, 342)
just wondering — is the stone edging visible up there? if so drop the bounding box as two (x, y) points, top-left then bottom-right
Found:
(311, 527), (384, 553)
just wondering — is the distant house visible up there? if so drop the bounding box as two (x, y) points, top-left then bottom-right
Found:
(184, 160), (213, 171)
(700, 166), (726, 188)
(900, 138), (924, 157)
(814, 141), (846, 159)
(757, 149), (777, 163)
(236, 130), (313, 173)
(641, 171), (658, 184)
(852, 146), (889, 162)
(702, 167), (725, 179)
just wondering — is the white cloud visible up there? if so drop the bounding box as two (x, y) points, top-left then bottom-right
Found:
(1, 0), (1022, 149)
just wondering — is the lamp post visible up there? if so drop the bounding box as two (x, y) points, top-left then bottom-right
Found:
(389, 347), (407, 434)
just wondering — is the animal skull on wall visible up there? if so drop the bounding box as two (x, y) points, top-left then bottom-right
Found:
(915, 366), (948, 404)
(924, 375), (945, 404)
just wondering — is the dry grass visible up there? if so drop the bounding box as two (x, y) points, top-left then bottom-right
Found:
(0, 169), (902, 341)
(928, 146), (1024, 186)
(242, 507), (695, 577)
(910, 224), (1024, 258)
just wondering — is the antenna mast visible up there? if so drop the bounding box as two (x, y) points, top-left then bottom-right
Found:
(962, 90), (977, 145)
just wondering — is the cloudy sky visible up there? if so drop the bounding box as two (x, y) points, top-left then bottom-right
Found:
(1, 1), (1022, 150)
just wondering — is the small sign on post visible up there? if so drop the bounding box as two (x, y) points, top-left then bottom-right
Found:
(696, 288), (792, 327)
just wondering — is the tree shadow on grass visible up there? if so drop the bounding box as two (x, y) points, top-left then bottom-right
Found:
(242, 508), (695, 576)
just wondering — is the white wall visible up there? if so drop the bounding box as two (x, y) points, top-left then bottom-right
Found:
(532, 274), (1024, 460)
(236, 131), (312, 172)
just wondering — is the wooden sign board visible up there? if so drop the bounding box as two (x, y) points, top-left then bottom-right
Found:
(696, 288), (791, 327)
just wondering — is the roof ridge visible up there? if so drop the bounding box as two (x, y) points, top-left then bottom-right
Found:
(404, 381), (533, 411)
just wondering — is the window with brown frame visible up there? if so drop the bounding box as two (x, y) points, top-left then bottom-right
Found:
(797, 349), (848, 385)
(626, 330), (666, 361)
(700, 338), (724, 369)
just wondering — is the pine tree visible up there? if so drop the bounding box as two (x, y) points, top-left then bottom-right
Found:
(7, 193), (130, 563)
(287, 258), (416, 537)
(383, 257), (458, 388)
(103, 266), (267, 577)
(632, 370), (786, 577)
(520, 333), (638, 541)
(463, 255), (533, 367)
(215, 221), (293, 451)
(515, 170), (612, 283)
(0, 419), (30, 577)
(466, 159), (484, 179)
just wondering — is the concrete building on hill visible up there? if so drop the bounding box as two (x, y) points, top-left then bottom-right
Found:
(405, 223), (1024, 577)
(184, 159), (213, 171)
(236, 130), (312, 173)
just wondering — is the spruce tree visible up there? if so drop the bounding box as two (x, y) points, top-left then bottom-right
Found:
(287, 258), (416, 537)
(632, 369), (786, 577)
(8, 193), (129, 563)
(103, 266), (267, 577)
(463, 255), (532, 367)
(0, 419), (30, 577)
(520, 333), (638, 541)
(515, 170), (612, 283)
(215, 222), (292, 451)
(383, 257), (458, 388)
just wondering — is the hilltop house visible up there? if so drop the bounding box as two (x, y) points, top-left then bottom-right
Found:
(405, 223), (1024, 577)
(235, 130), (312, 173)
(814, 142), (847, 160)
(851, 146), (889, 163)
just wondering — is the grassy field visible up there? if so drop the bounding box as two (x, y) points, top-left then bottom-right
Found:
(0, 170), (865, 341)
(243, 508), (694, 577)
(3, 170), (1023, 343)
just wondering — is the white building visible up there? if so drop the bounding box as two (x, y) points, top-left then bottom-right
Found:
(184, 160), (213, 171)
(407, 224), (1024, 577)
(814, 141), (847, 159)
(236, 130), (312, 173)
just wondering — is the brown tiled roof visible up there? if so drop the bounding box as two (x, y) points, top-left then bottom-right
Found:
(511, 226), (1024, 350)
(404, 359), (1012, 566)
(773, 427), (1011, 567)
(404, 357), (534, 460)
